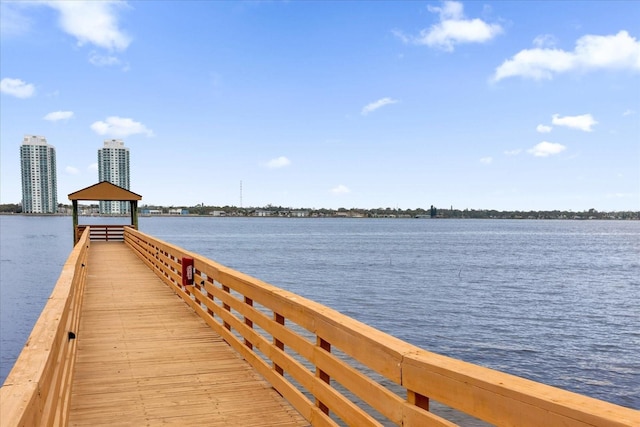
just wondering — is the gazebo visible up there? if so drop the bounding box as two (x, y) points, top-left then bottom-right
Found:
(68, 182), (142, 244)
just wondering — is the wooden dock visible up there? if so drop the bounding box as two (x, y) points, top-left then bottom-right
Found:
(2, 225), (638, 427)
(69, 242), (308, 426)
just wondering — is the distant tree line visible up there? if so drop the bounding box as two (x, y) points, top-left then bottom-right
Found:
(134, 204), (640, 220)
(1, 203), (638, 220)
(0, 203), (22, 213)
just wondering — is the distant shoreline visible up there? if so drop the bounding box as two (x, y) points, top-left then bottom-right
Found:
(1, 212), (638, 220)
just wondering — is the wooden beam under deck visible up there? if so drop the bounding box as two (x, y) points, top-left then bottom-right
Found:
(69, 242), (309, 426)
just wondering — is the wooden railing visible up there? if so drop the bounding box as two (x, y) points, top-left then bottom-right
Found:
(124, 228), (639, 427)
(75, 224), (128, 244)
(0, 228), (90, 427)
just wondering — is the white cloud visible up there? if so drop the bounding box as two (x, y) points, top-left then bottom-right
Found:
(65, 166), (80, 175)
(90, 116), (154, 137)
(493, 30), (640, 81)
(552, 113), (597, 132)
(536, 124), (552, 133)
(391, 29), (410, 44)
(4, 2), (130, 66)
(43, 110), (74, 121)
(46, 1), (131, 51)
(533, 34), (558, 49)
(527, 141), (567, 157)
(480, 157), (493, 164)
(395, 1), (502, 52)
(331, 184), (350, 194)
(0, 78), (35, 98)
(493, 49), (574, 81)
(266, 156), (291, 169)
(623, 109), (636, 116)
(89, 52), (121, 67)
(88, 163), (98, 172)
(504, 149), (522, 156)
(0, 2), (32, 37)
(361, 97), (398, 115)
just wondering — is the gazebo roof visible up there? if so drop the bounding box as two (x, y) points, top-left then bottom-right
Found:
(68, 181), (142, 202)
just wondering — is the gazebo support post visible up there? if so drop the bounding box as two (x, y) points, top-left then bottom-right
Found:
(72, 200), (79, 245)
(130, 201), (139, 229)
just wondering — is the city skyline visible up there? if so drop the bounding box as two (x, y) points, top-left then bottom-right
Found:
(1, 1), (639, 211)
(98, 139), (130, 214)
(19, 135), (58, 213)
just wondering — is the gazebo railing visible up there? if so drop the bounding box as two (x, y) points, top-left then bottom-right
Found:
(75, 225), (134, 243)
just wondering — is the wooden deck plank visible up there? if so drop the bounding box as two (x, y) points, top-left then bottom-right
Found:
(69, 242), (309, 427)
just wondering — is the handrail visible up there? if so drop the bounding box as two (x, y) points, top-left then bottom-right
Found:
(124, 228), (639, 427)
(0, 227), (90, 427)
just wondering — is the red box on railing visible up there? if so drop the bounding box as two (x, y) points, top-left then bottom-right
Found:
(181, 257), (194, 286)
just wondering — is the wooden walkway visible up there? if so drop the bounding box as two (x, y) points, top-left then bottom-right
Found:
(69, 242), (309, 426)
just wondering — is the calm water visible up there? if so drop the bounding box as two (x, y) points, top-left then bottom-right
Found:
(1, 216), (639, 412)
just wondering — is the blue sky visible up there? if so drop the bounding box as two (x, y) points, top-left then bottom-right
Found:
(1, 1), (639, 211)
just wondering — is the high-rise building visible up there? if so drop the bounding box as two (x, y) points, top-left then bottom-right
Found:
(20, 135), (58, 213)
(98, 139), (130, 214)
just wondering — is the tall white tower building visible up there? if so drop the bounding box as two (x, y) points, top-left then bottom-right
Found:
(98, 139), (130, 214)
(20, 135), (58, 214)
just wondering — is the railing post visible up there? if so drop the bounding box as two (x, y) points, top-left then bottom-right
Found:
(222, 285), (231, 331)
(244, 297), (253, 349)
(316, 337), (331, 415)
(206, 279), (215, 317)
(273, 313), (285, 375)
